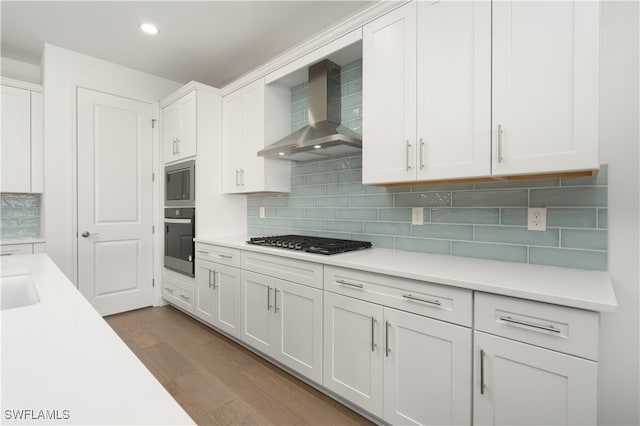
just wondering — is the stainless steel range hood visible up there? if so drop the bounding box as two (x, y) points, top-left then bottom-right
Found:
(258, 59), (362, 161)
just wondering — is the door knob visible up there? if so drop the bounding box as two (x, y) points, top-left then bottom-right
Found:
(81, 231), (90, 238)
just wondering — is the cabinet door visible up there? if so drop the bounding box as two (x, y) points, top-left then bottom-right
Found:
(30, 92), (44, 192)
(240, 270), (276, 353)
(162, 100), (181, 163)
(222, 90), (244, 193)
(274, 279), (323, 384)
(492, 1), (599, 176)
(416, 0), (491, 181)
(383, 308), (472, 426)
(195, 260), (216, 323)
(1, 85), (31, 192)
(239, 79), (266, 192)
(212, 263), (242, 339)
(323, 292), (384, 417)
(362, 2), (417, 185)
(474, 331), (597, 426)
(176, 90), (197, 159)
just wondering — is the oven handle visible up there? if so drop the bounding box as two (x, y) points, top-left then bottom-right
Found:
(164, 218), (192, 224)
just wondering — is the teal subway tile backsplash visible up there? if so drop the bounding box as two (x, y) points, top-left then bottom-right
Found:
(0, 193), (41, 238)
(246, 59), (608, 271)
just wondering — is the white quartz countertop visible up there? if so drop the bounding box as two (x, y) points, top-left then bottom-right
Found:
(197, 234), (617, 313)
(0, 254), (195, 425)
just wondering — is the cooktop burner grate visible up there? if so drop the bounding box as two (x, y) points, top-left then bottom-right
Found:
(247, 235), (372, 255)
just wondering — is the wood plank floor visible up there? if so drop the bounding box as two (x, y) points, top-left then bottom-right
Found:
(105, 305), (372, 426)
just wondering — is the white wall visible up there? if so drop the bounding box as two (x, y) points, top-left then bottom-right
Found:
(42, 44), (182, 288)
(598, 2), (640, 425)
(1, 57), (41, 83)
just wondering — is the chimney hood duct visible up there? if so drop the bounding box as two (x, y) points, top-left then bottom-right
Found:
(258, 59), (362, 161)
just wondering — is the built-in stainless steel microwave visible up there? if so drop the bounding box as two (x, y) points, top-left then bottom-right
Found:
(165, 160), (195, 207)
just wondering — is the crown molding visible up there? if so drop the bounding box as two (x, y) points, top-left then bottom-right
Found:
(159, 80), (221, 108)
(220, 0), (409, 95)
(1, 77), (43, 92)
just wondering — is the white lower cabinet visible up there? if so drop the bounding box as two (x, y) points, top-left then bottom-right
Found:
(241, 269), (323, 384)
(163, 269), (195, 314)
(195, 259), (242, 339)
(323, 291), (472, 425)
(473, 292), (598, 425)
(474, 332), (597, 426)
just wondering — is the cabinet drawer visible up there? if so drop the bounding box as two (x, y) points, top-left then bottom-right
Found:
(241, 251), (323, 289)
(163, 270), (195, 313)
(475, 292), (599, 360)
(195, 243), (240, 267)
(325, 266), (472, 327)
(0, 243), (33, 256)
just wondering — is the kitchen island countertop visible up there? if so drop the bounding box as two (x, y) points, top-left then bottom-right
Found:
(1, 254), (194, 425)
(198, 234), (617, 313)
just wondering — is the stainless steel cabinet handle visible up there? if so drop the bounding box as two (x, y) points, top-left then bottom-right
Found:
(0, 253), (14, 256)
(218, 254), (233, 259)
(175, 138), (181, 154)
(197, 250), (210, 255)
(336, 279), (363, 289)
(497, 124), (504, 163)
(235, 169), (240, 186)
(405, 140), (412, 171)
(240, 169), (245, 186)
(371, 317), (377, 352)
(212, 270), (217, 290)
(480, 349), (485, 395)
(499, 315), (561, 333)
(165, 287), (174, 293)
(274, 289), (280, 313)
(419, 138), (425, 170)
(179, 294), (190, 301)
(172, 139), (176, 154)
(385, 321), (391, 357)
(402, 293), (442, 306)
(208, 270), (213, 289)
(267, 286), (272, 311)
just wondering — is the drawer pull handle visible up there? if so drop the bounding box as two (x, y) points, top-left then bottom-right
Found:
(336, 279), (363, 289)
(0, 253), (15, 256)
(218, 254), (233, 259)
(403, 293), (441, 306)
(480, 349), (486, 395)
(267, 286), (272, 311)
(178, 294), (190, 301)
(499, 315), (561, 333)
(274, 289), (280, 313)
(165, 288), (174, 293)
(385, 321), (391, 357)
(197, 250), (210, 254)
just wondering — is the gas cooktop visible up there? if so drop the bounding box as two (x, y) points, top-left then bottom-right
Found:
(247, 235), (372, 255)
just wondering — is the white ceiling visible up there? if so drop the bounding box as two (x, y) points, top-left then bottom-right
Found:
(1, 1), (372, 88)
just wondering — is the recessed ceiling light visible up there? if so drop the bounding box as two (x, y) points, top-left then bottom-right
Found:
(140, 23), (158, 35)
(278, 152), (286, 156)
(313, 145), (322, 149)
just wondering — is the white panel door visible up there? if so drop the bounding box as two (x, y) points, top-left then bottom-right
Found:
(212, 263), (242, 339)
(492, 1), (600, 176)
(274, 279), (323, 384)
(417, 0), (491, 180)
(383, 308), (472, 426)
(323, 292), (384, 417)
(240, 270), (276, 353)
(77, 88), (154, 316)
(240, 79), (265, 193)
(195, 260), (215, 323)
(1, 85), (31, 192)
(362, 2), (417, 185)
(474, 331), (597, 426)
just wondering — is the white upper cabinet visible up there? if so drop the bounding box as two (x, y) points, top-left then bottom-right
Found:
(1, 82), (43, 193)
(491, 1), (600, 176)
(222, 78), (290, 194)
(363, 1), (490, 185)
(362, 2), (417, 184)
(363, 0), (599, 185)
(162, 90), (196, 164)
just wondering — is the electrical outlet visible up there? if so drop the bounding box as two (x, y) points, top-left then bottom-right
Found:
(259, 207), (265, 218)
(412, 207), (424, 225)
(528, 208), (547, 231)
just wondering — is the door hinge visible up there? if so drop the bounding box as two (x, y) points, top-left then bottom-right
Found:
(152, 278), (155, 287)
(152, 119), (157, 129)
(152, 225), (155, 234)
(152, 172), (155, 182)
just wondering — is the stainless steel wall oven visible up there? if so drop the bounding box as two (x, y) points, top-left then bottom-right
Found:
(164, 207), (195, 277)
